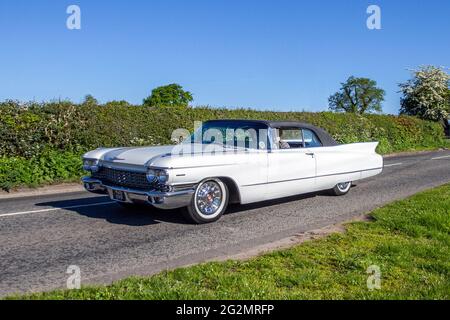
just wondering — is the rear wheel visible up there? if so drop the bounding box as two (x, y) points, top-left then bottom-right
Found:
(183, 179), (229, 224)
(330, 182), (352, 196)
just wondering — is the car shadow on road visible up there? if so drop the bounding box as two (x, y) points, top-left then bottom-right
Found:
(35, 188), (345, 226)
(35, 196), (187, 226)
(225, 191), (322, 215)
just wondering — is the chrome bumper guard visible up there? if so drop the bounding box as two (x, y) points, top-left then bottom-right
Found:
(82, 177), (194, 210)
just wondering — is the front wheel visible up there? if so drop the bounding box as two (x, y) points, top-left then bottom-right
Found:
(183, 179), (229, 224)
(330, 182), (352, 196)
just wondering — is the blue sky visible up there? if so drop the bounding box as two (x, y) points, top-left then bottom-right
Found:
(0, 0), (449, 114)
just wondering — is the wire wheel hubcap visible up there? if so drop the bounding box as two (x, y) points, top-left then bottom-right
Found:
(196, 181), (223, 216)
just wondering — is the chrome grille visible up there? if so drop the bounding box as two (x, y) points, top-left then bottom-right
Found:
(93, 167), (152, 190)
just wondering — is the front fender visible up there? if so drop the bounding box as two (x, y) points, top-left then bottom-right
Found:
(83, 147), (130, 160)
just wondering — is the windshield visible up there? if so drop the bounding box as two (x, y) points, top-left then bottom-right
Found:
(186, 121), (269, 150)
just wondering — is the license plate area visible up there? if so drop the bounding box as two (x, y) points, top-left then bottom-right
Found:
(111, 189), (127, 202)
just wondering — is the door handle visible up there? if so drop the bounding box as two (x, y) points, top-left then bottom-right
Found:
(305, 152), (315, 157)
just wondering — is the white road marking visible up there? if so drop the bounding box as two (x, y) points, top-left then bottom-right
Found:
(384, 162), (403, 167)
(0, 201), (115, 218)
(431, 155), (450, 160)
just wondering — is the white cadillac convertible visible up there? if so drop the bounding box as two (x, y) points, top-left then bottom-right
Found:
(82, 120), (383, 223)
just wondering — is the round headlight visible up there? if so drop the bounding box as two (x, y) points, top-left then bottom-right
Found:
(146, 168), (169, 184)
(83, 159), (99, 172)
(146, 169), (157, 183)
(156, 170), (169, 184)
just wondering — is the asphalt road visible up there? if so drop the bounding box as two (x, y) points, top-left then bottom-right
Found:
(1, 150), (449, 297)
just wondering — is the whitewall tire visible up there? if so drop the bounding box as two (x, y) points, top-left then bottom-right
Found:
(331, 182), (352, 196)
(183, 179), (229, 224)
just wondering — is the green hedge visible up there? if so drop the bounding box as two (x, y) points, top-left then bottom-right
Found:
(0, 101), (446, 190)
(0, 151), (82, 191)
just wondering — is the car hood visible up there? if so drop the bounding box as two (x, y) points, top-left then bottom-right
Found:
(84, 143), (249, 168)
(99, 145), (175, 166)
(83, 145), (174, 166)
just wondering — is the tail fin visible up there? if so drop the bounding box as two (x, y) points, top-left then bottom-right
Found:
(337, 142), (379, 154)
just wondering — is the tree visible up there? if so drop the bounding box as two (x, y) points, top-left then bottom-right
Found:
(328, 76), (385, 114)
(82, 94), (98, 106)
(104, 100), (131, 108)
(143, 84), (193, 107)
(399, 66), (450, 123)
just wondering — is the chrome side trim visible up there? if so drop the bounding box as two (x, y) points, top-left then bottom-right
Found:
(167, 163), (239, 170)
(241, 167), (383, 187)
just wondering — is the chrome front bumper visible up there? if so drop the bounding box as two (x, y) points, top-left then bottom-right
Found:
(82, 177), (194, 210)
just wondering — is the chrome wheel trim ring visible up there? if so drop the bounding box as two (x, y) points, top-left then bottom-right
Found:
(194, 180), (226, 219)
(337, 182), (351, 192)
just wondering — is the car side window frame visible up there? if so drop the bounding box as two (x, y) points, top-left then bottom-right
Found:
(267, 127), (278, 151)
(301, 128), (323, 148)
(300, 128), (306, 148)
(270, 127), (308, 150)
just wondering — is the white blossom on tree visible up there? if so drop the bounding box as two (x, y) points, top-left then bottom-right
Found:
(399, 66), (450, 123)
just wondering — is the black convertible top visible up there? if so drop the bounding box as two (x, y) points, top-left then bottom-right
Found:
(265, 121), (339, 147)
(204, 119), (339, 147)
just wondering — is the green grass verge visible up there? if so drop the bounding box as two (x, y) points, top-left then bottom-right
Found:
(9, 184), (450, 300)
